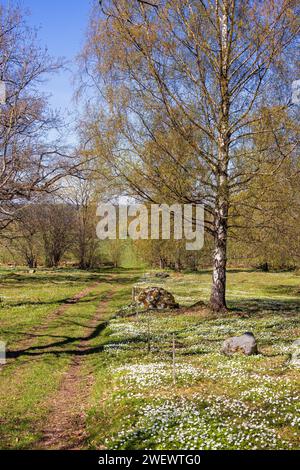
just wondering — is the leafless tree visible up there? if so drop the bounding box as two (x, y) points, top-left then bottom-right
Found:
(63, 177), (99, 269)
(1, 204), (41, 268)
(12, 206), (40, 268)
(36, 201), (76, 268)
(0, 4), (73, 229)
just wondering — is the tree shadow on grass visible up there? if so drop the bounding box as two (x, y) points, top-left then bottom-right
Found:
(0, 273), (98, 284)
(6, 319), (110, 360)
(228, 297), (300, 315)
(264, 285), (300, 296)
(0, 271), (122, 286)
(5, 297), (98, 308)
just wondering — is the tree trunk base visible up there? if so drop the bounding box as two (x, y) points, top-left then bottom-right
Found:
(209, 300), (228, 315)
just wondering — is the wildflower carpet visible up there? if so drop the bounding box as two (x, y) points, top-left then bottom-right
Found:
(0, 268), (299, 449)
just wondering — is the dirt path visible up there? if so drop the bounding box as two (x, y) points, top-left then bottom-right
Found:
(6, 282), (102, 359)
(34, 290), (114, 450)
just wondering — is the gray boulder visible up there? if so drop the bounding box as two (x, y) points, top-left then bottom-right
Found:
(221, 332), (258, 356)
(289, 339), (300, 368)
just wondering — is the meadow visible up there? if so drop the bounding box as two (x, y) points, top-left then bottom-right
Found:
(0, 268), (299, 450)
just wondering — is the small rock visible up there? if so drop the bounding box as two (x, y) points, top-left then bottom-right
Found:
(155, 272), (170, 279)
(289, 339), (300, 368)
(221, 332), (258, 356)
(28, 269), (36, 274)
(136, 287), (179, 310)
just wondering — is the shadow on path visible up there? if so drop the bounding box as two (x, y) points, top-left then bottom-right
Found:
(6, 319), (109, 360)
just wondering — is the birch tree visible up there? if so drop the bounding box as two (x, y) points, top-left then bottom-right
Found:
(81, 0), (299, 312)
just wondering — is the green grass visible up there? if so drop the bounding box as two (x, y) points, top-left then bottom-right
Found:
(0, 268), (109, 346)
(0, 269), (137, 449)
(0, 268), (299, 450)
(83, 269), (300, 450)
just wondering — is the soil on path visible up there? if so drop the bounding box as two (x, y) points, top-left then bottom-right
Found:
(34, 290), (114, 450)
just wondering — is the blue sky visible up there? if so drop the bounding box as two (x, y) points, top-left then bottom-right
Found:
(7, 0), (93, 120)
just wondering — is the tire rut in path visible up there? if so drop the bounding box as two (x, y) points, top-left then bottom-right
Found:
(34, 290), (114, 450)
(6, 282), (102, 359)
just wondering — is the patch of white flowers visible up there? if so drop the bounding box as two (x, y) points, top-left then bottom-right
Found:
(107, 394), (295, 450)
(103, 293), (299, 450)
(113, 362), (202, 389)
(109, 321), (146, 340)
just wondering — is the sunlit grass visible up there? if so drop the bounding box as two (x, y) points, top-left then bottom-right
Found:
(0, 268), (299, 449)
(85, 269), (300, 450)
(0, 270), (133, 449)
